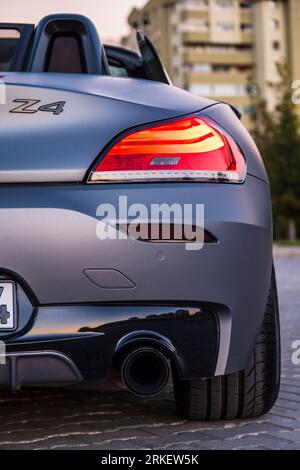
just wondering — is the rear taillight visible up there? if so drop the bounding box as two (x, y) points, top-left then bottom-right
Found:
(88, 116), (246, 183)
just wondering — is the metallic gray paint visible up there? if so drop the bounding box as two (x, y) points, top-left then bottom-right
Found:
(0, 74), (214, 183)
(0, 67), (273, 379)
(0, 175), (272, 374)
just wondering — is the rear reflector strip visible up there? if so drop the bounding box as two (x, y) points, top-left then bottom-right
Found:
(89, 169), (245, 183)
(123, 223), (218, 244)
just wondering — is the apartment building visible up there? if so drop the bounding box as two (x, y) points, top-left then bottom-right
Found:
(254, 0), (299, 110)
(123, 0), (300, 127)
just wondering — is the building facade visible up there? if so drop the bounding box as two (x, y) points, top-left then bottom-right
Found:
(123, 0), (300, 127)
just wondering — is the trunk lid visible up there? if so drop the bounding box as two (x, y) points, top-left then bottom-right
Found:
(0, 73), (215, 183)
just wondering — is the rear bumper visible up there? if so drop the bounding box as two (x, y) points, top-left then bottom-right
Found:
(2, 305), (219, 390)
(0, 351), (83, 391)
(0, 175), (273, 382)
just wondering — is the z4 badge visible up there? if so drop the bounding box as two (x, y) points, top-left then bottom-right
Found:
(10, 99), (66, 115)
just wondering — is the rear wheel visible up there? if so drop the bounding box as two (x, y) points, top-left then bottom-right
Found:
(174, 267), (280, 421)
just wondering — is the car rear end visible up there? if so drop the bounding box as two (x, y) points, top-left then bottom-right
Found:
(0, 73), (273, 395)
(0, 13), (279, 420)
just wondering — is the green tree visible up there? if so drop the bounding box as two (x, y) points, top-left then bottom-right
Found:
(250, 64), (300, 240)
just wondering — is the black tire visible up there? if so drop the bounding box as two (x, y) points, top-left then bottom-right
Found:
(174, 266), (281, 421)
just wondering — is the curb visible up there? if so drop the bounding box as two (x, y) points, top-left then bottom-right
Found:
(273, 245), (300, 257)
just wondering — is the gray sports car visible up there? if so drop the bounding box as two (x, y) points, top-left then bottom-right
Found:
(0, 14), (280, 421)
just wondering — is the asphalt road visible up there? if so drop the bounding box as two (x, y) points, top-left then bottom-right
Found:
(0, 254), (299, 450)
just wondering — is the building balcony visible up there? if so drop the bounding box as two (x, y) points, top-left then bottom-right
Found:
(240, 31), (253, 45)
(240, 11), (253, 23)
(185, 72), (250, 85)
(181, 10), (209, 21)
(181, 1), (209, 11)
(207, 96), (251, 107)
(184, 50), (253, 66)
(182, 31), (210, 43)
(189, 94), (251, 108)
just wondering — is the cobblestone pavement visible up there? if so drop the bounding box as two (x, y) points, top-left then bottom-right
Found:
(0, 254), (299, 450)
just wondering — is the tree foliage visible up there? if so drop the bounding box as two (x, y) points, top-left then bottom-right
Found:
(250, 64), (300, 240)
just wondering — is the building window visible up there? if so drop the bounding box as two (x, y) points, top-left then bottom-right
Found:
(215, 0), (234, 9)
(239, 1), (252, 9)
(182, 0), (209, 11)
(212, 65), (230, 72)
(272, 40), (280, 50)
(189, 83), (247, 98)
(185, 44), (253, 54)
(270, 18), (280, 30)
(183, 19), (209, 33)
(241, 23), (253, 32)
(193, 63), (212, 73)
(184, 64), (212, 74)
(211, 64), (252, 73)
(215, 21), (235, 32)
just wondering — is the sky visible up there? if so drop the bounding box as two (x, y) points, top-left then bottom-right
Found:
(0, 0), (146, 42)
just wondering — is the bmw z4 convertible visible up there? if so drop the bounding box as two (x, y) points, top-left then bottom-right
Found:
(0, 14), (280, 420)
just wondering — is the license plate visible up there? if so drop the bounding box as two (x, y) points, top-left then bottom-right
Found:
(0, 282), (16, 331)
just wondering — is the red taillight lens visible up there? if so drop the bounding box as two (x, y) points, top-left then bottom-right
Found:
(88, 116), (246, 183)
